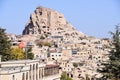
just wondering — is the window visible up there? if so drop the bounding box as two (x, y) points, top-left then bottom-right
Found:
(71, 74), (73, 78)
(67, 73), (69, 76)
(40, 12), (42, 15)
(29, 65), (32, 80)
(26, 72), (28, 80)
(68, 65), (69, 67)
(39, 69), (40, 79)
(43, 26), (46, 28)
(59, 16), (62, 18)
(12, 75), (15, 80)
(78, 74), (81, 78)
(22, 73), (25, 80)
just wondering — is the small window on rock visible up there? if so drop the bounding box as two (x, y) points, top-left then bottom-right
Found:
(59, 16), (62, 18)
(40, 12), (42, 15)
(43, 26), (46, 28)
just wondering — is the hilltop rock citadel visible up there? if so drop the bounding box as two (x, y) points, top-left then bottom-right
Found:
(23, 6), (85, 43)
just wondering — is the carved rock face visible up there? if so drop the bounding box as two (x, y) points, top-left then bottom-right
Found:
(22, 6), (85, 42)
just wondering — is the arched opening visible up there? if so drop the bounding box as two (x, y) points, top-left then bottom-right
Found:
(36, 64), (38, 80)
(29, 65), (32, 80)
(22, 73), (25, 80)
(33, 64), (35, 80)
(12, 75), (15, 80)
(26, 72), (28, 80)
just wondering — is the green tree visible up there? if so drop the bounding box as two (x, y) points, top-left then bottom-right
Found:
(25, 47), (34, 60)
(10, 47), (25, 60)
(10, 47), (34, 60)
(0, 27), (11, 61)
(73, 63), (78, 68)
(85, 74), (90, 80)
(40, 35), (45, 39)
(44, 41), (51, 47)
(98, 25), (120, 80)
(60, 72), (72, 80)
(36, 40), (51, 47)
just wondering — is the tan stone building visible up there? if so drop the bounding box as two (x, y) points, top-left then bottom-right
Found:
(0, 60), (60, 80)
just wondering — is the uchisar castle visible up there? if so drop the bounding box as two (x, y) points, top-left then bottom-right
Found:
(0, 6), (111, 80)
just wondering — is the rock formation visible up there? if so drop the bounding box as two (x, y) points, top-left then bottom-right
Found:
(23, 6), (85, 42)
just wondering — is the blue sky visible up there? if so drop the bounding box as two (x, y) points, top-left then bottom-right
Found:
(0, 0), (120, 38)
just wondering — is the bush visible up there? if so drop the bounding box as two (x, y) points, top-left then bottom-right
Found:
(73, 63), (78, 68)
(40, 35), (45, 39)
(60, 72), (72, 80)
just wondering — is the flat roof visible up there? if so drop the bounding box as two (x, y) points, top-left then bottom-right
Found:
(0, 60), (39, 64)
(45, 64), (59, 68)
